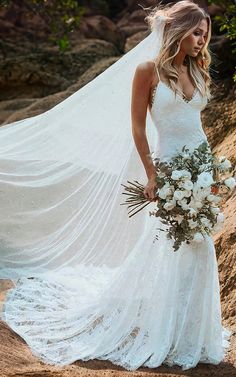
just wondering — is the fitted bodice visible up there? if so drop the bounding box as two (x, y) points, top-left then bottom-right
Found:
(149, 80), (209, 162)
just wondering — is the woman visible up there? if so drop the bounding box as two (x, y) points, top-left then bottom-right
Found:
(0, 0), (232, 372)
(132, 5), (210, 201)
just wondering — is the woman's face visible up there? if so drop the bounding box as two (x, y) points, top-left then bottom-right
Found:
(179, 18), (208, 57)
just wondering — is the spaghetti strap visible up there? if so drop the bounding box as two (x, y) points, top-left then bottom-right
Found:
(153, 61), (160, 81)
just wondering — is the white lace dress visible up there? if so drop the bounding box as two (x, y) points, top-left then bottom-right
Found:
(1, 76), (232, 371)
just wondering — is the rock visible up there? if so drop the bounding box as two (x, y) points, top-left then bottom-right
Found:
(124, 30), (149, 52)
(117, 24), (148, 39)
(201, 78), (236, 330)
(78, 15), (124, 48)
(0, 39), (119, 101)
(117, 9), (147, 27)
(210, 35), (235, 78)
(201, 78), (236, 150)
(1, 56), (119, 125)
(0, 98), (35, 125)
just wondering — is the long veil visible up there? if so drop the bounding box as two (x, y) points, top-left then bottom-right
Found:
(0, 22), (165, 281)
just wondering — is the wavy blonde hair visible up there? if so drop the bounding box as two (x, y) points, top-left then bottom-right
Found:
(145, 0), (212, 99)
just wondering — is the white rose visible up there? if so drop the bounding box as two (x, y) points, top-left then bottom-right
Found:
(196, 172), (214, 188)
(171, 170), (182, 180)
(188, 219), (198, 229)
(193, 232), (204, 242)
(177, 198), (189, 210)
(206, 194), (221, 203)
(210, 206), (220, 215)
(219, 158), (231, 170)
(202, 186), (212, 197)
(188, 207), (197, 216)
(177, 180), (184, 188)
(179, 170), (191, 179)
(200, 217), (211, 227)
(158, 183), (171, 199)
(179, 198), (187, 204)
(219, 155), (226, 162)
(192, 184), (207, 200)
(193, 200), (203, 209)
(171, 170), (191, 180)
(189, 198), (200, 210)
(164, 202), (175, 211)
(206, 194), (215, 202)
(224, 177), (236, 190)
(182, 180), (194, 191)
(182, 190), (192, 198)
(174, 190), (185, 201)
(183, 153), (190, 160)
(217, 212), (224, 223)
(212, 223), (223, 233)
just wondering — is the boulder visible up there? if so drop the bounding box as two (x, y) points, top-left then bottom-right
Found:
(0, 39), (119, 101)
(2, 56), (119, 125)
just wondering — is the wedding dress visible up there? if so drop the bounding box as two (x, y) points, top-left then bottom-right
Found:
(0, 24), (232, 371)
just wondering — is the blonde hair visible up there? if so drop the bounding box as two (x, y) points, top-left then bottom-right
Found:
(145, 0), (212, 99)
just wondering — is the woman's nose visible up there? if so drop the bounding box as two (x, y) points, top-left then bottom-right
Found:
(198, 36), (205, 46)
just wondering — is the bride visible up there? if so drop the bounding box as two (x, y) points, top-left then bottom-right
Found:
(0, 0), (232, 371)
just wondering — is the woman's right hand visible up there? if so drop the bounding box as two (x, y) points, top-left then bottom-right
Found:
(143, 176), (157, 201)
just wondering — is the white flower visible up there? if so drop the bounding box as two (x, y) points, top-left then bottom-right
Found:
(219, 157), (231, 170)
(171, 170), (182, 180)
(164, 201), (175, 211)
(171, 169), (191, 180)
(182, 180), (194, 191)
(179, 170), (191, 179)
(188, 219), (198, 229)
(200, 217), (211, 227)
(199, 163), (211, 172)
(219, 155), (226, 162)
(213, 223), (223, 233)
(182, 190), (192, 198)
(183, 152), (190, 160)
(189, 197), (203, 209)
(217, 212), (224, 223)
(177, 198), (189, 210)
(158, 183), (172, 199)
(177, 180), (184, 188)
(210, 206), (220, 215)
(224, 177), (236, 190)
(206, 194), (221, 203)
(174, 190), (185, 201)
(194, 200), (203, 209)
(206, 194), (215, 202)
(203, 186), (212, 196)
(188, 207), (197, 216)
(196, 172), (214, 188)
(192, 184), (210, 200)
(193, 232), (204, 242)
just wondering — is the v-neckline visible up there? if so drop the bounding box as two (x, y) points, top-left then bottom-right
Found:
(159, 80), (198, 104)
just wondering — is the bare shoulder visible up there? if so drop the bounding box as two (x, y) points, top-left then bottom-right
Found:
(134, 61), (156, 82)
(132, 61), (157, 98)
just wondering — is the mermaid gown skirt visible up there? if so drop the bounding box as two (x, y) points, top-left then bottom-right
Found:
(0, 79), (232, 371)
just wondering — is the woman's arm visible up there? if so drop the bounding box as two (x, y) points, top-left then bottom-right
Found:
(131, 61), (158, 200)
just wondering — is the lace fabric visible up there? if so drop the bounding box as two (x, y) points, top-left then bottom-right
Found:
(1, 216), (233, 370)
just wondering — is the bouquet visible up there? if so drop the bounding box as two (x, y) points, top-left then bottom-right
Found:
(121, 142), (235, 251)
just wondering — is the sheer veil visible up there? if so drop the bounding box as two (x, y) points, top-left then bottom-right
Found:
(0, 18), (165, 280)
